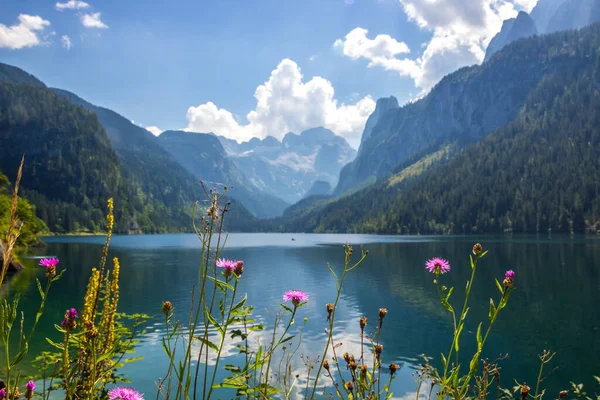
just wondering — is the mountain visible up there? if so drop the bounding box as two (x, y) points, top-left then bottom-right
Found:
(0, 63), (256, 233)
(157, 130), (288, 218)
(304, 180), (331, 197)
(484, 12), (537, 62)
(219, 127), (356, 204)
(334, 23), (595, 195)
(359, 96), (399, 151)
(281, 25), (600, 234)
(486, 0), (600, 63)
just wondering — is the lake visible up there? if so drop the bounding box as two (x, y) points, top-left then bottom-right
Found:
(8, 233), (600, 398)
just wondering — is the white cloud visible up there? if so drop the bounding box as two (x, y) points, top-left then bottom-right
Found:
(335, 0), (538, 91)
(146, 126), (163, 136)
(186, 59), (375, 148)
(61, 34), (72, 50)
(81, 12), (108, 28)
(0, 14), (51, 50)
(55, 0), (90, 10)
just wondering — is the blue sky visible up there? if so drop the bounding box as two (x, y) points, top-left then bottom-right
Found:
(0, 0), (536, 147)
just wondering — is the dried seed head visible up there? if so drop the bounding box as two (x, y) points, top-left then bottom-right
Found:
(389, 362), (400, 376)
(360, 364), (368, 375)
(473, 243), (483, 254)
(343, 352), (351, 364)
(344, 381), (354, 392)
(521, 384), (530, 400)
(359, 316), (367, 330)
(379, 308), (388, 320)
(162, 301), (173, 315)
(323, 360), (330, 371)
(559, 391), (568, 399)
(349, 361), (358, 371)
(375, 344), (383, 359)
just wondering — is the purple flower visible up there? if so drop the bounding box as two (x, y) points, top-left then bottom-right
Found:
(505, 270), (515, 279)
(283, 290), (309, 306)
(26, 380), (35, 392)
(216, 258), (238, 276)
(108, 387), (144, 400)
(39, 258), (59, 268)
(62, 307), (78, 331)
(0, 388), (6, 399)
(425, 257), (451, 274)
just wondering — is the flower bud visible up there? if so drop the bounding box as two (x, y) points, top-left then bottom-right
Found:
(379, 308), (388, 320)
(389, 363), (400, 376)
(323, 360), (330, 371)
(559, 390), (568, 399)
(162, 301), (173, 315)
(473, 243), (483, 254)
(521, 384), (530, 400)
(344, 381), (354, 392)
(359, 316), (367, 330)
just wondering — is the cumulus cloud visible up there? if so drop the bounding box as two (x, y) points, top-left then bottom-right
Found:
(335, 0), (538, 91)
(61, 34), (72, 50)
(186, 59), (375, 148)
(0, 14), (51, 50)
(146, 126), (163, 136)
(55, 0), (90, 10)
(81, 12), (108, 28)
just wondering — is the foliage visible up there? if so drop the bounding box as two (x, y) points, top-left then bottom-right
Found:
(281, 27), (600, 234)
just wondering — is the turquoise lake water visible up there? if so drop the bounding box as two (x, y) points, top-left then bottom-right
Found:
(6, 233), (600, 398)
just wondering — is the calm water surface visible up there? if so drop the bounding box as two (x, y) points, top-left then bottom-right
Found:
(8, 233), (600, 398)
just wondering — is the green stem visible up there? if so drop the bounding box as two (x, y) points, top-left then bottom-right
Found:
(206, 278), (239, 399)
(27, 280), (52, 343)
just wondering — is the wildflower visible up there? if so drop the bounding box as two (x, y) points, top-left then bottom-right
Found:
(283, 290), (308, 307)
(326, 303), (334, 321)
(162, 301), (173, 315)
(323, 360), (330, 371)
(61, 308), (78, 332)
(0, 389), (5, 400)
(379, 308), (388, 321)
(425, 258), (451, 274)
(559, 390), (568, 399)
(25, 381), (35, 399)
(389, 363), (400, 377)
(108, 387), (144, 400)
(359, 316), (367, 330)
(40, 257), (59, 279)
(216, 258), (238, 277)
(360, 364), (368, 375)
(473, 243), (483, 254)
(234, 260), (244, 277)
(504, 270), (515, 289)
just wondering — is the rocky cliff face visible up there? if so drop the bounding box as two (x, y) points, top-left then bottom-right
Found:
(335, 32), (581, 195)
(219, 127), (356, 204)
(485, 12), (537, 62)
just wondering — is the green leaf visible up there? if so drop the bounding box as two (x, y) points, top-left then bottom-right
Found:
(196, 336), (219, 352)
(470, 254), (475, 270)
(469, 352), (480, 374)
(280, 335), (295, 345)
(36, 278), (44, 299)
(480, 250), (489, 258)
(455, 323), (464, 352)
(125, 356), (144, 363)
(495, 279), (504, 295)
(206, 306), (224, 336)
(279, 303), (293, 313)
(441, 353), (447, 369)
(387, 392), (394, 399)
(10, 341), (28, 367)
(45, 337), (64, 350)
(476, 322), (483, 351)
(52, 268), (66, 282)
(489, 298), (497, 321)
(249, 323), (264, 332)
(224, 364), (241, 373)
(207, 275), (234, 292)
(231, 295), (247, 313)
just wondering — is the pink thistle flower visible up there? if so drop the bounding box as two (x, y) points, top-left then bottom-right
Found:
(26, 380), (35, 391)
(283, 290), (309, 306)
(216, 258), (238, 276)
(39, 258), (59, 268)
(505, 270), (515, 279)
(61, 307), (78, 331)
(108, 387), (144, 400)
(425, 257), (451, 274)
(0, 388), (6, 400)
